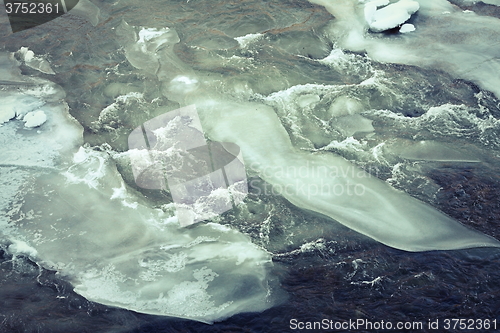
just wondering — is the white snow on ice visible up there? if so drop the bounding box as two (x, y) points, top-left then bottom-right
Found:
(23, 110), (47, 128)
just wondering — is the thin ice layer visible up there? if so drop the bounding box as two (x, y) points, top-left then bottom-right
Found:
(187, 95), (500, 251)
(17, 149), (273, 323)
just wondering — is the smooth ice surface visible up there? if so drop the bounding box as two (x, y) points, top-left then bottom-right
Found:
(0, 53), (28, 85)
(189, 96), (500, 251)
(334, 114), (374, 136)
(25, 149), (273, 323)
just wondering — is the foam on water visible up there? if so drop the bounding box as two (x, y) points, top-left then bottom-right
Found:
(385, 140), (481, 163)
(371, 103), (500, 149)
(235, 33), (264, 48)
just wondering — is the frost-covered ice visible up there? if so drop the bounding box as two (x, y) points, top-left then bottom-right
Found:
(18, 47), (34, 61)
(0, 107), (15, 125)
(168, 75), (200, 94)
(386, 140), (481, 162)
(23, 110), (47, 128)
(0, 91), (44, 125)
(138, 27), (172, 44)
(399, 23), (415, 33)
(18, 146), (274, 321)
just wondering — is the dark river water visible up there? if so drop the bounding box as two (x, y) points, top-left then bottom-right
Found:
(1, 0), (500, 332)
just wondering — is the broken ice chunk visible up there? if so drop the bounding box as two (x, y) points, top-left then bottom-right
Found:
(366, 0), (420, 32)
(399, 23), (416, 33)
(0, 107), (16, 125)
(16, 47), (55, 75)
(23, 110), (47, 128)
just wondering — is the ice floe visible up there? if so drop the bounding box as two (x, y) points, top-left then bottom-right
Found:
(309, 0), (500, 98)
(23, 110), (47, 128)
(16, 47), (55, 75)
(0, 51), (277, 323)
(365, 0), (420, 32)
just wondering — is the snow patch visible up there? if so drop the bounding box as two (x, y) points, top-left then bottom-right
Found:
(365, 0), (420, 32)
(23, 110), (47, 128)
